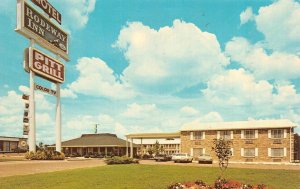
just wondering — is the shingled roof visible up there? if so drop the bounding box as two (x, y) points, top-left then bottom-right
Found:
(61, 133), (138, 147)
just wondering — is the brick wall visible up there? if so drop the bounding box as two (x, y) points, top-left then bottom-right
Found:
(181, 128), (294, 163)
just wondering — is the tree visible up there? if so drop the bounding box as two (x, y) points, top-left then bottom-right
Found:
(153, 140), (164, 155)
(212, 138), (232, 177)
(147, 147), (154, 157)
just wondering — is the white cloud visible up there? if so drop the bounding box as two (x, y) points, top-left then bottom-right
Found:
(181, 111), (223, 130)
(199, 112), (224, 123)
(18, 85), (53, 110)
(225, 37), (300, 80)
(65, 114), (129, 138)
(0, 91), (23, 116)
(202, 69), (300, 118)
(203, 69), (273, 106)
(36, 113), (53, 125)
(255, 0), (300, 54)
(0, 89), (55, 141)
(240, 7), (255, 25)
(115, 19), (229, 94)
(114, 122), (128, 138)
(0, 0), (96, 30)
(122, 103), (158, 118)
(54, 0), (96, 29)
(69, 57), (135, 99)
(273, 83), (300, 108)
(180, 106), (199, 116)
(60, 88), (77, 99)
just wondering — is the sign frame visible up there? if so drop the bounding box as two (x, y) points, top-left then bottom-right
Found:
(16, 0), (69, 61)
(28, 47), (65, 83)
(31, 0), (62, 25)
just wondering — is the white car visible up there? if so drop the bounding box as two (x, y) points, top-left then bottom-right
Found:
(172, 153), (193, 163)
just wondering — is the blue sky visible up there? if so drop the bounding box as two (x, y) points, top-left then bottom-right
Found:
(0, 0), (300, 143)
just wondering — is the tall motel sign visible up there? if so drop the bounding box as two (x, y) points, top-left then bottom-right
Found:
(16, 0), (69, 152)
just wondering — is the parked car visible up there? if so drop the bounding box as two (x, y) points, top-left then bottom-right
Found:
(198, 154), (213, 164)
(154, 154), (172, 162)
(172, 153), (193, 163)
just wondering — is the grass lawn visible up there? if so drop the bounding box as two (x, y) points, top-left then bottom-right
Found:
(0, 164), (299, 189)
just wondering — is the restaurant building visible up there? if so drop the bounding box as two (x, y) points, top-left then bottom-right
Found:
(180, 119), (297, 163)
(59, 133), (138, 157)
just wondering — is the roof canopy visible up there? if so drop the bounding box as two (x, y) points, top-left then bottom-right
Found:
(181, 119), (297, 131)
(126, 132), (180, 139)
(60, 133), (138, 147)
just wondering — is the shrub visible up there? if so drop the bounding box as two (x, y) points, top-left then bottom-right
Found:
(141, 154), (152, 159)
(25, 150), (65, 160)
(105, 156), (139, 165)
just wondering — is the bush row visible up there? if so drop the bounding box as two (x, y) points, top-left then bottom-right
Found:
(25, 150), (65, 160)
(105, 156), (139, 165)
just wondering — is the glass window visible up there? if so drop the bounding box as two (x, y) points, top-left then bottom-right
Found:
(4, 142), (10, 151)
(244, 148), (255, 157)
(271, 148), (284, 157)
(271, 129), (283, 139)
(0, 141), (3, 151)
(245, 130), (255, 139)
(194, 131), (203, 140)
(220, 131), (231, 140)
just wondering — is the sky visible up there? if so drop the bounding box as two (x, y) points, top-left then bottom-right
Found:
(0, 0), (300, 144)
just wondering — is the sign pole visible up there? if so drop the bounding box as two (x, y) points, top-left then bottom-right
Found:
(28, 39), (36, 152)
(55, 59), (61, 152)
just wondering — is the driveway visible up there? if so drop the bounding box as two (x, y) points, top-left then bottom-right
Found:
(0, 158), (106, 177)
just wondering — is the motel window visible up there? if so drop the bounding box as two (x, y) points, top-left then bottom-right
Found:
(4, 142), (10, 151)
(220, 131), (231, 140)
(244, 148), (255, 157)
(194, 131), (204, 140)
(244, 130), (255, 139)
(271, 148), (284, 157)
(271, 129), (284, 139)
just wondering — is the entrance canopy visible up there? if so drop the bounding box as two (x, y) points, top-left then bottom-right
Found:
(126, 132), (180, 139)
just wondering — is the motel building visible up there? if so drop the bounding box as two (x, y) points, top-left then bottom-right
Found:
(180, 119), (297, 163)
(57, 133), (138, 157)
(126, 132), (181, 157)
(138, 138), (181, 155)
(126, 119), (299, 163)
(0, 136), (27, 153)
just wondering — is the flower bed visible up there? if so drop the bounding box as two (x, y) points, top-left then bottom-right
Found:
(167, 178), (271, 189)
